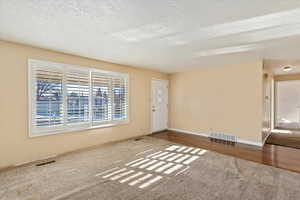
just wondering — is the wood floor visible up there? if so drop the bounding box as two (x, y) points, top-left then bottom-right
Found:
(266, 133), (300, 149)
(152, 130), (300, 174)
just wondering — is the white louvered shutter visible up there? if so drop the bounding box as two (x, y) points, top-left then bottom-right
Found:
(30, 62), (64, 135)
(29, 59), (129, 136)
(65, 68), (90, 125)
(112, 76), (128, 121)
(92, 72), (112, 125)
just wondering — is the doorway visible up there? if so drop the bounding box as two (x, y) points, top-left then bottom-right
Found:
(266, 74), (300, 149)
(274, 78), (300, 130)
(151, 79), (168, 133)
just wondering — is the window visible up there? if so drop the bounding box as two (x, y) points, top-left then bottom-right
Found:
(29, 59), (129, 136)
(275, 79), (300, 130)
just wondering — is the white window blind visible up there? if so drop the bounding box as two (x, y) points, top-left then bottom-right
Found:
(66, 68), (90, 125)
(29, 59), (129, 136)
(92, 72), (112, 125)
(30, 64), (64, 135)
(112, 76), (128, 121)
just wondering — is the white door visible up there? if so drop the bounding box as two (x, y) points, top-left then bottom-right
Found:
(151, 79), (168, 133)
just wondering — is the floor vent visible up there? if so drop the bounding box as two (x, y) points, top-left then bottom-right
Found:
(209, 132), (237, 144)
(36, 160), (56, 166)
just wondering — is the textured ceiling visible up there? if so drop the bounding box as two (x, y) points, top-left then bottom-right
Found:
(2, 0), (300, 73)
(264, 59), (300, 75)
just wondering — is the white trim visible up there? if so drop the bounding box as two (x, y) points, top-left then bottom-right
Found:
(28, 58), (128, 77)
(125, 73), (130, 124)
(168, 128), (208, 138)
(88, 70), (93, 127)
(168, 128), (263, 147)
(31, 121), (129, 137)
(237, 138), (263, 147)
(27, 59), (33, 137)
(262, 131), (272, 145)
(62, 65), (68, 128)
(270, 77), (275, 131)
(271, 129), (300, 134)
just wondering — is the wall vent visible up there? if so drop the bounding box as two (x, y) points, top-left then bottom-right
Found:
(209, 132), (237, 143)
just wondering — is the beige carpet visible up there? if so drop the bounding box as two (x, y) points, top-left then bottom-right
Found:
(0, 136), (300, 200)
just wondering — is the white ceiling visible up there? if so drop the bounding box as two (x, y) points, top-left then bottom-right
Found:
(264, 59), (300, 75)
(2, 0), (300, 73)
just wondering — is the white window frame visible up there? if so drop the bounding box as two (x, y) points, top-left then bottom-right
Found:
(28, 59), (129, 137)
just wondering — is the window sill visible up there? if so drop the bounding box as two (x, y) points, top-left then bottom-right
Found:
(29, 120), (129, 138)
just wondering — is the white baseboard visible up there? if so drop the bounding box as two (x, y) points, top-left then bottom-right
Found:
(237, 138), (263, 147)
(262, 132), (272, 145)
(168, 128), (263, 147)
(168, 128), (209, 138)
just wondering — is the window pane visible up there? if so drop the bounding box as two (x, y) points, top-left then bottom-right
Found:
(35, 70), (63, 127)
(275, 80), (300, 130)
(112, 78), (127, 120)
(66, 71), (90, 124)
(93, 86), (110, 121)
(92, 73), (111, 124)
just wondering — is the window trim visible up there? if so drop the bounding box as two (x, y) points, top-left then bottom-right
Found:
(28, 58), (129, 137)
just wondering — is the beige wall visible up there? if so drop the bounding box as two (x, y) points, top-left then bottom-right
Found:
(169, 61), (263, 143)
(0, 41), (168, 169)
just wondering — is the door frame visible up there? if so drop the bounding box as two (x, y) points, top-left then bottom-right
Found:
(150, 78), (169, 133)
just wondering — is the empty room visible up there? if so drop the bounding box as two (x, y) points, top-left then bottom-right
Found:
(1, 0), (300, 199)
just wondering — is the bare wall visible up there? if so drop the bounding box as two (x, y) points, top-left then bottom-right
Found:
(0, 41), (168, 169)
(169, 61), (263, 143)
